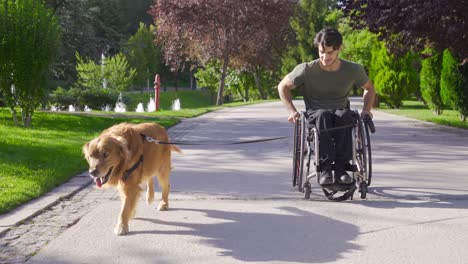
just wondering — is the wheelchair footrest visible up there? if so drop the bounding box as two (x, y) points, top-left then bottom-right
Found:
(321, 181), (357, 201)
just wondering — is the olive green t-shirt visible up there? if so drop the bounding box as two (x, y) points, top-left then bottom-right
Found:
(288, 59), (368, 110)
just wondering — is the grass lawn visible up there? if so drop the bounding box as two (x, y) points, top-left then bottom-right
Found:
(0, 89), (273, 215)
(377, 99), (468, 129)
(0, 110), (179, 215)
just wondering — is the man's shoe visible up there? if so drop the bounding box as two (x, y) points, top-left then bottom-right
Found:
(319, 169), (333, 185)
(336, 170), (353, 184)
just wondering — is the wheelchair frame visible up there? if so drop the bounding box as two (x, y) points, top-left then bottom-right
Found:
(292, 110), (375, 201)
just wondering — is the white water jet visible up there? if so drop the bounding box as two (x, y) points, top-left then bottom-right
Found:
(51, 105), (59, 111)
(171, 98), (181, 111)
(114, 93), (127, 112)
(114, 102), (126, 112)
(68, 105), (76, 112)
(147, 96), (156, 112)
(84, 105), (92, 112)
(135, 103), (145, 112)
(102, 104), (112, 112)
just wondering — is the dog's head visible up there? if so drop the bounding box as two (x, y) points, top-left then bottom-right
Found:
(83, 135), (128, 188)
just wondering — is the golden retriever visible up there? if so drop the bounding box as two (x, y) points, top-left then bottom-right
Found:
(82, 122), (181, 235)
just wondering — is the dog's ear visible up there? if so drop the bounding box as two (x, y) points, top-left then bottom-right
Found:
(112, 136), (130, 162)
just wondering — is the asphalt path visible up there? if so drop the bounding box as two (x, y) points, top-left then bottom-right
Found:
(29, 99), (468, 264)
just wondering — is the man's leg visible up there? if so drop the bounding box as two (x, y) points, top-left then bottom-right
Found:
(332, 109), (355, 183)
(307, 109), (335, 185)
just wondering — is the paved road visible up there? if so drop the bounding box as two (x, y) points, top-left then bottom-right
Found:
(9, 99), (468, 263)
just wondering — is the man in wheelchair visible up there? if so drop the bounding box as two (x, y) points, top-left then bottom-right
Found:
(278, 28), (376, 186)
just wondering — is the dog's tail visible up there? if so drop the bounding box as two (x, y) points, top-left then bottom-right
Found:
(171, 144), (183, 154)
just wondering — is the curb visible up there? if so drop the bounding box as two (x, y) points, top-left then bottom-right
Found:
(0, 173), (92, 236)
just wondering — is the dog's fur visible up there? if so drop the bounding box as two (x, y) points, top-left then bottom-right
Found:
(82, 122), (181, 235)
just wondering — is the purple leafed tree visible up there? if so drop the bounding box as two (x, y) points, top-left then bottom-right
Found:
(340, 0), (468, 59)
(150, 0), (296, 105)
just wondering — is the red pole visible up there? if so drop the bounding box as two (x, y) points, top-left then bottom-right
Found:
(154, 74), (160, 111)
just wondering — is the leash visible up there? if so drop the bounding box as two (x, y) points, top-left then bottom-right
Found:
(140, 133), (288, 146)
(312, 117), (376, 134)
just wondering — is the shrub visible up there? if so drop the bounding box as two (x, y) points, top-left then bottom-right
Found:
(420, 48), (443, 115)
(370, 42), (418, 108)
(441, 49), (468, 121)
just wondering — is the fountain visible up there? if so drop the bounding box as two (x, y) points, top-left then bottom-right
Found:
(135, 103), (145, 112)
(101, 53), (108, 89)
(147, 96), (156, 112)
(51, 105), (59, 111)
(68, 105), (76, 112)
(84, 105), (92, 112)
(114, 93), (127, 112)
(102, 104), (112, 112)
(172, 98), (181, 111)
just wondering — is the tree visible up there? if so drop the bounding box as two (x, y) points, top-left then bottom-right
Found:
(341, 0), (468, 59)
(75, 53), (136, 93)
(0, 0), (61, 127)
(116, 0), (154, 36)
(150, 0), (295, 105)
(291, 0), (338, 62)
(420, 48), (443, 115)
(440, 49), (468, 121)
(339, 24), (378, 68)
(370, 42), (418, 108)
(124, 23), (164, 90)
(280, 0), (338, 77)
(45, 0), (121, 85)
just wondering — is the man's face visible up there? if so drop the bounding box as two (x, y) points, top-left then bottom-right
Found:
(318, 45), (341, 68)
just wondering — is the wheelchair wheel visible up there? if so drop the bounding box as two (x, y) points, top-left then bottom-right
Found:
(292, 118), (300, 187)
(364, 121), (373, 186)
(354, 114), (369, 186)
(297, 114), (308, 192)
(292, 114), (307, 191)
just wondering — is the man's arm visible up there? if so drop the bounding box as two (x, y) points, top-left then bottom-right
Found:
(361, 80), (376, 118)
(278, 75), (300, 123)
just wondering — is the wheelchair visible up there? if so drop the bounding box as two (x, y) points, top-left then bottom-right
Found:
(292, 109), (376, 201)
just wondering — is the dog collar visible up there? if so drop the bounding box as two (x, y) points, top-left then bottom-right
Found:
(123, 155), (143, 181)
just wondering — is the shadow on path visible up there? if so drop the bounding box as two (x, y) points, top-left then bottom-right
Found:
(132, 206), (361, 263)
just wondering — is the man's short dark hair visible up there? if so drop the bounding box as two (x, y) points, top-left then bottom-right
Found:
(314, 28), (343, 50)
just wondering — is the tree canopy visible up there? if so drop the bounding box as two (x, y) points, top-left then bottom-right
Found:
(341, 0), (468, 59)
(150, 0), (295, 104)
(0, 0), (61, 127)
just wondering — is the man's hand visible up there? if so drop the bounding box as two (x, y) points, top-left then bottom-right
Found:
(288, 111), (300, 123)
(361, 110), (373, 120)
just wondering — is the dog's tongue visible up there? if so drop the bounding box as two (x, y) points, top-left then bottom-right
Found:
(95, 178), (102, 188)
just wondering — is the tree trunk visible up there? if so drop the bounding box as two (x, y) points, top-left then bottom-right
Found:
(21, 108), (33, 128)
(216, 55), (229, 105)
(175, 71), (179, 92)
(461, 113), (467, 122)
(10, 107), (19, 126)
(244, 86), (249, 102)
(252, 66), (266, 100)
(190, 68), (197, 90)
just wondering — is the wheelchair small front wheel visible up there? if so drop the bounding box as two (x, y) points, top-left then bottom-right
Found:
(359, 182), (368, 199)
(304, 182), (311, 199)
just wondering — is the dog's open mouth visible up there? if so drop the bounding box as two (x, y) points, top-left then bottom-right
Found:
(94, 167), (113, 188)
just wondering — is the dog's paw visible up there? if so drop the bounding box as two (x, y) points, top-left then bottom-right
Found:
(157, 201), (169, 211)
(114, 223), (129, 235)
